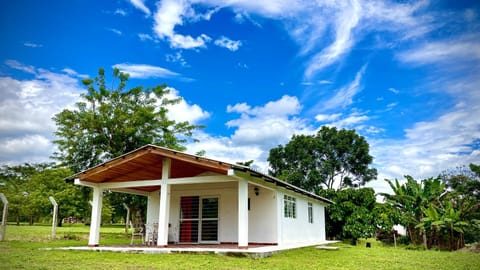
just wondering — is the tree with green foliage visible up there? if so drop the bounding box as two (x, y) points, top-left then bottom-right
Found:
(268, 126), (377, 191)
(320, 188), (378, 244)
(52, 67), (203, 223)
(373, 202), (403, 243)
(52, 67), (201, 172)
(381, 176), (445, 249)
(439, 163), (480, 246)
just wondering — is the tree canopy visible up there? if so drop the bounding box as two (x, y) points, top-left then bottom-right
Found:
(52, 67), (201, 172)
(268, 126), (377, 191)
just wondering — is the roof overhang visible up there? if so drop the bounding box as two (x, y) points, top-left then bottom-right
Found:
(69, 144), (332, 204)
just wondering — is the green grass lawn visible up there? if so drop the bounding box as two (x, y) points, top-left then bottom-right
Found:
(1, 224), (479, 269)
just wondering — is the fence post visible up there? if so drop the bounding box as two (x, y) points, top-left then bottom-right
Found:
(123, 203), (130, 234)
(0, 193), (8, 241)
(49, 196), (58, 240)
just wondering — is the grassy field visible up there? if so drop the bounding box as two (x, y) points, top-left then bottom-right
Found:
(1, 224), (479, 269)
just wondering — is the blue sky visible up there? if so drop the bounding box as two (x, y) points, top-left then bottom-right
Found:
(1, 0), (479, 193)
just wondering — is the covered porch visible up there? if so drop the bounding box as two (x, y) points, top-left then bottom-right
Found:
(73, 145), (277, 249)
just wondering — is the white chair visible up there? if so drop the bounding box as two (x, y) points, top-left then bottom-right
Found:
(130, 221), (144, 245)
(145, 223), (157, 246)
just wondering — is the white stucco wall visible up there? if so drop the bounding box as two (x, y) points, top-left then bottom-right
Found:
(248, 186), (277, 244)
(277, 190), (326, 245)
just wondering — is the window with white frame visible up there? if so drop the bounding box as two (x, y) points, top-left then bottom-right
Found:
(284, 195), (296, 218)
(308, 202), (313, 223)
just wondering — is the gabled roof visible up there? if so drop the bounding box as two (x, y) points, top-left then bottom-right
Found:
(71, 144), (332, 204)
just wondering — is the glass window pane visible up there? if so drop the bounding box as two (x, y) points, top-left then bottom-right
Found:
(201, 220), (218, 241)
(202, 198), (218, 219)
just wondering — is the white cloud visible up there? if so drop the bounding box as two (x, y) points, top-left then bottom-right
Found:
(225, 95), (308, 149)
(214, 36), (242, 51)
(129, 0), (151, 16)
(386, 102), (398, 109)
(316, 110), (384, 136)
(388, 87), (400, 94)
(304, 0), (361, 78)
(318, 80), (333, 85)
(186, 95), (313, 171)
(227, 95), (302, 117)
(369, 76), (480, 192)
(328, 113), (369, 129)
(153, 0), (211, 49)
(0, 62), (84, 164)
(166, 52), (189, 67)
(0, 62), (208, 165)
(140, 0), (435, 76)
(107, 28), (122, 35)
(5, 60), (36, 74)
(164, 87), (210, 124)
(112, 63), (180, 78)
(61, 68), (88, 78)
(170, 33), (211, 49)
(23, 42), (43, 48)
(318, 65), (366, 112)
(226, 102), (250, 114)
(138, 33), (155, 41)
(185, 131), (266, 169)
(398, 34), (480, 65)
(0, 135), (53, 164)
(315, 113), (342, 122)
(233, 11), (262, 27)
(114, 8), (127, 16)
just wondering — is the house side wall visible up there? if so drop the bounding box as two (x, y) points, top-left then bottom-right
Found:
(248, 186), (277, 244)
(277, 190), (326, 244)
(169, 182), (238, 243)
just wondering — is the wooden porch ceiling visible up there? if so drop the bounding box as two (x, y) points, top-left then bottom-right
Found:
(76, 145), (233, 186)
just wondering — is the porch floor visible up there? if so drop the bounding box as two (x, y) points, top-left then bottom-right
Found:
(54, 241), (337, 258)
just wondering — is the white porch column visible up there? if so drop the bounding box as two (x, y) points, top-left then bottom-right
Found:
(238, 179), (249, 248)
(88, 187), (103, 246)
(157, 158), (171, 247)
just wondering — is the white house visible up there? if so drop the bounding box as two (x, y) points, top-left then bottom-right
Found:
(73, 145), (332, 248)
